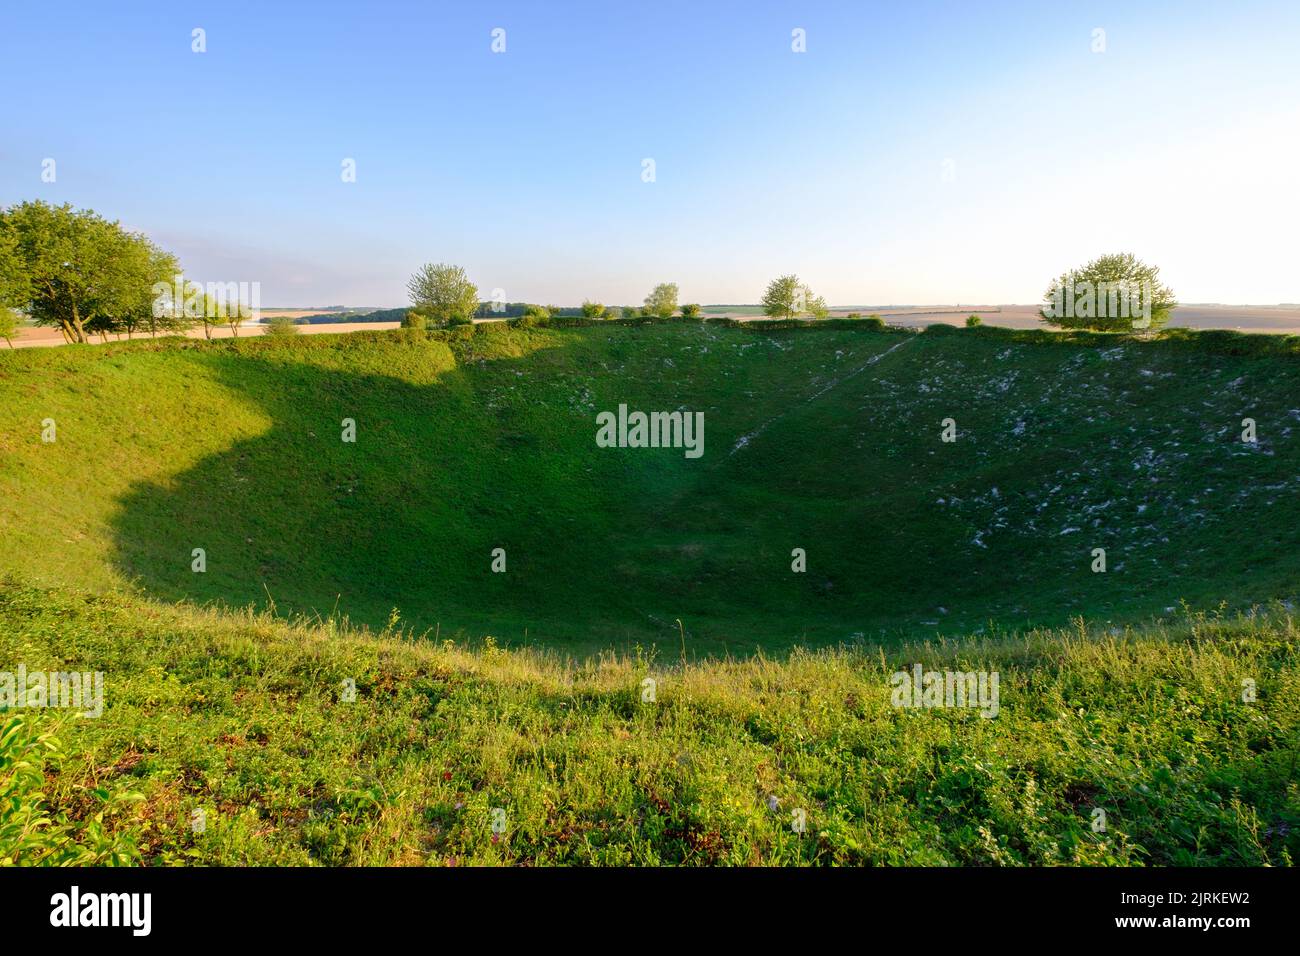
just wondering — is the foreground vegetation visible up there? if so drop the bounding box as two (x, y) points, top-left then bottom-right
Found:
(1, 584), (1296, 865)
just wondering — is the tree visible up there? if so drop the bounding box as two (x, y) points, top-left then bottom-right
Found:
(620, 306), (639, 320)
(680, 303), (701, 319)
(123, 248), (187, 339)
(0, 217), (23, 298)
(762, 274), (825, 319)
(3, 201), (164, 344)
(581, 300), (606, 319)
(1040, 253), (1175, 332)
(0, 307), (17, 347)
(182, 280), (222, 340)
(762, 275), (800, 318)
(0, 217), (28, 346)
(643, 282), (678, 319)
(804, 289), (829, 319)
(224, 300), (253, 338)
(966, 314), (982, 327)
(159, 280), (223, 341)
(406, 262), (480, 327)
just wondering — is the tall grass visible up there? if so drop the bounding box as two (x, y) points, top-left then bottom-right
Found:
(1, 584), (1295, 865)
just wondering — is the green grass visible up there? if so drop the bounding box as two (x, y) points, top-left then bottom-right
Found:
(0, 321), (1296, 656)
(1, 321), (1298, 866)
(1, 583), (1295, 865)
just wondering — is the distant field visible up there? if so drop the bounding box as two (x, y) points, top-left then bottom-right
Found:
(11, 304), (1300, 349)
(838, 305), (1300, 335)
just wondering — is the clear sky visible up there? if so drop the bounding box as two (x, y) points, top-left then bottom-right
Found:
(2, 0), (1297, 307)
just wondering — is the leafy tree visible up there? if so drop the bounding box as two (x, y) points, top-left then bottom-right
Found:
(680, 303), (701, 319)
(121, 249), (187, 339)
(580, 300), (606, 319)
(0, 307), (17, 347)
(762, 274), (802, 319)
(643, 282), (678, 319)
(406, 262), (480, 327)
(0, 217), (28, 346)
(224, 300), (253, 337)
(3, 201), (162, 344)
(151, 278), (228, 343)
(1040, 253), (1175, 332)
(166, 281), (225, 341)
(620, 306), (639, 320)
(804, 289), (829, 319)
(762, 274), (825, 319)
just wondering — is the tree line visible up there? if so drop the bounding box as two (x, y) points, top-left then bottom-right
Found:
(0, 200), (1176, 349)
(0, 201), (255, 346)
(403, 261), (1173, 333)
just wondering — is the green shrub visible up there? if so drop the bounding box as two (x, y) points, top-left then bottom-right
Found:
(401, 311), (427, 331)
(966, 314), (982, 327)
(680, 303), (702, 319)
(263, 315), (300, 337)
(862, 314), (886, 330)
(1155, 327), (1300, 358)
(0, 714), (142, 865)
(509, 305), (551, 329)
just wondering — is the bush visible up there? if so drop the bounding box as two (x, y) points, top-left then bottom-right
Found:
(862, 314), (886, 330)
(509, 305), (551, 329)
(966, 314), (982, 327)
(680, 303), (702, 319)
(846, 312), (861, 319)
(406, 262), (480, 328)
(0, 714), (142, 865)
(1041, 253), (1176, 332)
(263, 315), (300, 337)
(401, 311), (427, 330)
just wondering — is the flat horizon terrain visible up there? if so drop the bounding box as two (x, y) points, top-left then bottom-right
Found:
(9, 304), (1300, 349)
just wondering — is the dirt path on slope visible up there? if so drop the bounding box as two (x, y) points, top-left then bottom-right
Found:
(729, 336), (913, 456)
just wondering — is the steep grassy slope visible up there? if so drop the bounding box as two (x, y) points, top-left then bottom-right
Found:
(0, 322), (1297, 654)
(2, 584), (1296, 865)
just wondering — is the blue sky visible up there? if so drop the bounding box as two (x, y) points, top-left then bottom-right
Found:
(3, 0), (1297, 306)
